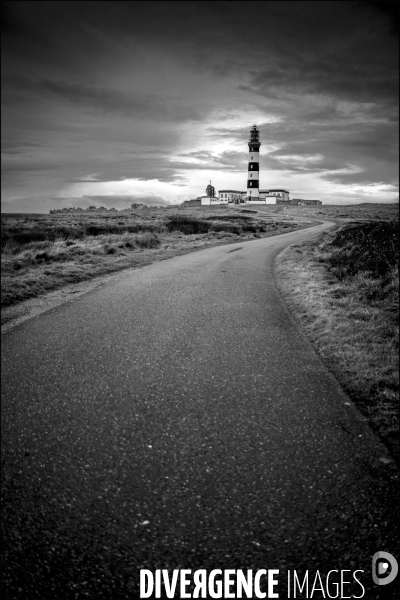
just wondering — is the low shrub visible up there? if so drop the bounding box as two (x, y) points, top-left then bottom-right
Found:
(315, 221), (399, 308)
(35, 251), (50, 262)
(241, 224), (258, 233)
(165, 216), (211, 235)
(209, 222), (241, 234)
(134, 232), (161, 248)
(323, 221), (398, 281)
(204, 214), (253, 221)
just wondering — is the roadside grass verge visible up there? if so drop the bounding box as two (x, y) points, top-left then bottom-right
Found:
(1, 210), (313, 309)
(275, 220), (399, 460)
(1, 232), (162, 306)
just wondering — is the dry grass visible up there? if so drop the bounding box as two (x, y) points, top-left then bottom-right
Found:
(256, 202), (398, 222)
(1, 208), (312, 308)
(1, 232), (161, 307)
(275, 220), (399, 460)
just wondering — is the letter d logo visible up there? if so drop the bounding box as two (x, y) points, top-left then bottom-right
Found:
(372, 552), (398, 586)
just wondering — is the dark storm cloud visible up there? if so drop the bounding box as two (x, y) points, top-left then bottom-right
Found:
(114, 1), (398, 108)
(3, 2), (397, 97)
(1, 141), (45, 154)
(2, 146), (189, 186)
(2, 76), (207, 122)
(239, 1), (398, 108)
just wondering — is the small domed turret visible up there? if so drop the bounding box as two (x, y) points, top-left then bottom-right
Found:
(206, 181), (215, 197)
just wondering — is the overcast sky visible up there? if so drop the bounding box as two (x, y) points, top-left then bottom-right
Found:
(1, 1), (399, 212)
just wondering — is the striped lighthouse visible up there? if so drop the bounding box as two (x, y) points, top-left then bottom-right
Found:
(247, 124), (260, 203)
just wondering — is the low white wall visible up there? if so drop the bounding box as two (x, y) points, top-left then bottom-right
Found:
(201, 196), (227, 205)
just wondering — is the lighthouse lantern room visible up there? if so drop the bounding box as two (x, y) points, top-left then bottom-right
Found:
(247, 125), (261, 203)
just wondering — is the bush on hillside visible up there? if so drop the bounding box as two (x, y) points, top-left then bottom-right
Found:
(209, 222), (241, 234)
(326, 221), (398, 280)
(165, 216), (211, 235)
(204, 215), (253, 221)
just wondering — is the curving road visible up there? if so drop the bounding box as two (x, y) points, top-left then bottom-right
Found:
(1, 222), (399, 599)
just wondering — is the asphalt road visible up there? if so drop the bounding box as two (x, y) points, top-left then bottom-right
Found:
(2, 222), (399, 599)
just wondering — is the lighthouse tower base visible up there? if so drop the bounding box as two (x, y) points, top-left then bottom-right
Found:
(246, 199), (271, 205)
